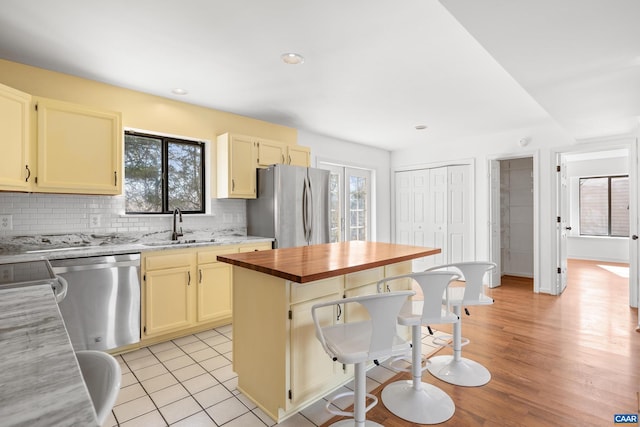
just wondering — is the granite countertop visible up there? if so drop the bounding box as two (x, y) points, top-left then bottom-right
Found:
(217, 241), (441, 283)
(0, 284), (98, 426)
(0, 232), (274, 263)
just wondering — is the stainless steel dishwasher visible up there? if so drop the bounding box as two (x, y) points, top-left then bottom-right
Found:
(51, 253), (141, 351)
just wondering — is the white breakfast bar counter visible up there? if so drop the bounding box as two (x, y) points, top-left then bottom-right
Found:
(0, 284), (98, 427)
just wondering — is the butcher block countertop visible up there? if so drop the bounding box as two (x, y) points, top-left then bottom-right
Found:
(217, 241), (440, 283)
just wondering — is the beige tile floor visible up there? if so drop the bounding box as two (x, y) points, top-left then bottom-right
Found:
(103, 324), (445, 427)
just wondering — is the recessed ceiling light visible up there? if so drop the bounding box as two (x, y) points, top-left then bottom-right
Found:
(281, 52), (305, 65)
(415, 125), (428, 130)
(171, 88), (188, 95)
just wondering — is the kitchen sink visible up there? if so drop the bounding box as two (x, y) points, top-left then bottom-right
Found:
(141, 239), (217, 247)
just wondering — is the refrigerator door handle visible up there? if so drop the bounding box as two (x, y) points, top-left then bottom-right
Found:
(306, 176), (314, 243)
(302, 177), (309, 244)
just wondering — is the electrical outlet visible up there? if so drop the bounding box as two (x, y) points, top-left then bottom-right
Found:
(89, 214), (101, 228)
(0, 214), (13, 231)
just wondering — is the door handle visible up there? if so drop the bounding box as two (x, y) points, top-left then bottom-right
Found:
(565, 226), (572, 231)
(632, 235), (638, 240)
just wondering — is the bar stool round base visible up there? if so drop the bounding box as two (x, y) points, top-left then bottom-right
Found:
(427, 355), (491, 386)
(381, 380), (455, 424)
(328, 420), (384, 427)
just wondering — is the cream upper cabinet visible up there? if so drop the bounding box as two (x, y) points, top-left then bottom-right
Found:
(257, 139), (286, 167)
(35, 97), (122, 195)
(217, 133), (257, 198)
(257, 139), (311, 168)
(287, 145), (311, 167)
(0, 83), (32, 192)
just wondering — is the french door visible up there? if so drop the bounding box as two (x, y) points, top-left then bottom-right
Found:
(320, 163), (372, 243)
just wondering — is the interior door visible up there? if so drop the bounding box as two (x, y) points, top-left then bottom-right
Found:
(488, 160), (502, 287)
(395, 171), (412, 246)
(629, 139), (639, 309)
(428, 167), (448, 267)
(556, 154), (569, 294)
(447, 165), (472, 263)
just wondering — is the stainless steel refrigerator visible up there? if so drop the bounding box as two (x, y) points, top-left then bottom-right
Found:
(247, 164), (330, 248)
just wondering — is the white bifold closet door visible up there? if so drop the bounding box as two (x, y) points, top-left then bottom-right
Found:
(395, 165), (472, 271)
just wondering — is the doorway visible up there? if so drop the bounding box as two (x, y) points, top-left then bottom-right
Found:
(558, 148), (636, 307)
(489, 157), (535, 288)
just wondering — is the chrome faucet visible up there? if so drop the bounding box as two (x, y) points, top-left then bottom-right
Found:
(171, 208), (183, 241)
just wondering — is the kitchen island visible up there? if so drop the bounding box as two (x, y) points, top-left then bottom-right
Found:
(217, 241), (440, 422)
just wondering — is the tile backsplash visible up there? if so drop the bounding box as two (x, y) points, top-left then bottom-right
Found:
(0, 193), (246, 237)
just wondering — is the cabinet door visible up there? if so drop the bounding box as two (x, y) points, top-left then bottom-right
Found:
(257, 139), (286, 167)
(0, 84), (32, 191)
(197, 262), (232, 323)
(145, 266), (193, 337)
(287, 145), (310, 167)
(36, 98), (122, 194)
(217, 133), (256, 198)
(290, 293), (344, 406)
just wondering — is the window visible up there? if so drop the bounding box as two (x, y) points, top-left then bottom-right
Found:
(319, 162), (372, 242)
(579, 175), (628, 237)
(124, 131), (205, 214)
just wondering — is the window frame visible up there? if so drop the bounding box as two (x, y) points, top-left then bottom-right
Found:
(124, 130), (206, 214)
(578, 174), (629, 237)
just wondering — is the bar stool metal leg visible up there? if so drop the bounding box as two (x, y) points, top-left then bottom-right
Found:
(427, 305), (491, 386)
(381, 325), (455, 424)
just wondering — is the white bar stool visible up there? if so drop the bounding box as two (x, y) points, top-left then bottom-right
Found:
(76, 350), (121, 426)
(425, 262), (496, 387)
(311, 290), (415, 427)
(377, 272), (459, 424)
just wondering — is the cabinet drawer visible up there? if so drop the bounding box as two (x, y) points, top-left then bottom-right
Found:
(290, 276), (343, 305)
(385, 261), (412, 278)
(345, 267), (384, 290)
(198, 247), (239, 264)
(145, 252), (193, 270)
(238, 242), (272, 252)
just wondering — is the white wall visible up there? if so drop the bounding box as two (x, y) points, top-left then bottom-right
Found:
(392, 120), (575, 294)
(298, 130), (392, 242)
(566, 154), (629, 262)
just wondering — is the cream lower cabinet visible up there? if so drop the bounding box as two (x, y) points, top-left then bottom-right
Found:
(142, 242), (272, 342)
(197, 247), (238, 324)
(143, 251), (195, 338)
(289, 278), (345, 407)
(231, 260), (412, 422)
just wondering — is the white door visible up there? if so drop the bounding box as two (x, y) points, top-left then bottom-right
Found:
(556, 154), (569, 294)
(448, 165), (472, 263)
(428, 167), (448, 267)
(629, 139), (639, 310)
(395, 171), (412, 246)
(488, 160), (502, 287)
(320, 163), (372, 242)
(345, 168), (371, 241)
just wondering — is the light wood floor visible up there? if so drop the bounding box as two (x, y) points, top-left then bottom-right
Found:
(322, 259), (639, 426)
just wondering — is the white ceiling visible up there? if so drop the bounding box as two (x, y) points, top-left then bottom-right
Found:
(0, 0), (637, 151)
